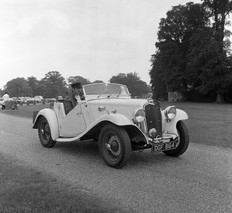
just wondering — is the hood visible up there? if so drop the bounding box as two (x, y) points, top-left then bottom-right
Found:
(87, 98), (149, 121)
(88, 98), (148, 107)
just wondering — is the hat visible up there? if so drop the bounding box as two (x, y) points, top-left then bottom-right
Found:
(71, 82), (82, 89)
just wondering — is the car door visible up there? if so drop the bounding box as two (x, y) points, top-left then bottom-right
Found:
(59, 104), (86, 137)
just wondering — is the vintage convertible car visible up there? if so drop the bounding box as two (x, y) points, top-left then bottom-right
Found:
(0, 97), (17, 110)
(32, 83), (189, 168)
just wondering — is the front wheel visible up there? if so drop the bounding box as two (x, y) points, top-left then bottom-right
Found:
(163, 121), (189, 157)
(38, 116), (56, 148)
(99, 124), (131, 169)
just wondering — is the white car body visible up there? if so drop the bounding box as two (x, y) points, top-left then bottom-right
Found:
(33, 83), (189, 168)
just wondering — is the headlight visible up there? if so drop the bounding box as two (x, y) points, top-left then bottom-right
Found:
(165, 106), (176, 121)
(149, 128), (158, 138)
(133, 109), (146, 123)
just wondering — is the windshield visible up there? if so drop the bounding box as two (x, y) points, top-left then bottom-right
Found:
(83, 83), (130, 100)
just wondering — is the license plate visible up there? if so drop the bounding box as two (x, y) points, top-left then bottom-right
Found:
(152, 141), (177, 152)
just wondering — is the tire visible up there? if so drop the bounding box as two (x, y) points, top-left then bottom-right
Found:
(38, 116), (56, 148)
(163, 121), (189, 157)
(99, 124), (131, 169)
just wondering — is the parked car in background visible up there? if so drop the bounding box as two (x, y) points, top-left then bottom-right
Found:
(0, 97), (17, 110)
(45, 98), (56, 103)
(34, 96), (44, 103)
(11, 97), (24, 105)
(33, 83), (189, 168)
(25, 97), (35, 105)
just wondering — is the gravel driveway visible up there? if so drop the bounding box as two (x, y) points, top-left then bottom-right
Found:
(0, 113), (232, 213)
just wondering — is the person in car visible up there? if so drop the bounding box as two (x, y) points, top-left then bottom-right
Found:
(69, 82), (85, 107)
(64, 82), (85, 114)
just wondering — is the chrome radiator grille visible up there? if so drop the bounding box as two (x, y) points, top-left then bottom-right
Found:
(144, 102), (162, 137)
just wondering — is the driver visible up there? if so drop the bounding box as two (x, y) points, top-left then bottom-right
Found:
(68, 82), (85, 108)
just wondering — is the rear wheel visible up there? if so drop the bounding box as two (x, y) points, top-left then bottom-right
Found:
(38, 116), (56, 148)
(163, 121), (189, 157)
(99, 124), (131, 168)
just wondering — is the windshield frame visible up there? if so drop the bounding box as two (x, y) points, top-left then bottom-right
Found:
(83, 83), (131, 100)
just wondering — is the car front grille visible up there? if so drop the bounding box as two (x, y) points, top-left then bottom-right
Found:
(144, 102), (162, 138)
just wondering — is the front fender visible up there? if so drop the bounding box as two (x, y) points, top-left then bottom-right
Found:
(162, 109), (188, 135)
(32, 108), (59, 141)
(56, 112), (144, 143)
(82, 112), (147, 143)
(95, 113), (134, 126)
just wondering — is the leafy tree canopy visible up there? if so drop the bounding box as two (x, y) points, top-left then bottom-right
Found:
(150, 0), (232, 102)
(5, 77), (32, 97)
(27, 76), (39, 97)
(67, 76), (91, 86)
(110, 72), (149, 97)
(41, 71), (66, 98)
(152, 3), (209, 96)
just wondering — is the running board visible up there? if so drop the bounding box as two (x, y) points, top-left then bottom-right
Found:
(56, 137), (80, 142)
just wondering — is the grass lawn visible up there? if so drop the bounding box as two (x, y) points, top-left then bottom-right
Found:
(160, 101), (232, 149)
(0, 103), (50, 118)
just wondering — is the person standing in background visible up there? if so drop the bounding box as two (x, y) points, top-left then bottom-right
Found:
(1, 92), (9, 110)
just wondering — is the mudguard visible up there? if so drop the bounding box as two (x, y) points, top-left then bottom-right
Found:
(94, 113), (134, 126)
(32, 108), (59, 141)
(162, 109), (188, 135)
(56, 112), (145, 142)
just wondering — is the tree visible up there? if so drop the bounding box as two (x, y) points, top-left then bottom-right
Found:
(67, 76), (91, 86)
(198, 0), (232, 102)
(150, 1), (232, 102)
(110, 72), (149, 97)
(27, 76), (39, 96)
(203, 0), (232, 52)
(5, 78), (32, 97)
(150, 3), (209, 100)
(150, 54), (168, 100)
(187, 29), (232, 102)
(41, 71), (66, 98)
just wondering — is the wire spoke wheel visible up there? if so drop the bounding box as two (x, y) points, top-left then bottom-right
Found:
(104, 134), (122, 160)
(41, 122), (51, 141)
(38, 116), (56, 148)
(99, 124), (131, 168)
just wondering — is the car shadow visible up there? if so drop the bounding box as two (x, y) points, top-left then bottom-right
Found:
(55, 140), (100, 157)
(53, 140), (186, 169)
(129, 150), (184, 166)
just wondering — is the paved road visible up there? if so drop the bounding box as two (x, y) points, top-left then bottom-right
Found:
(0, 113), (232, 213)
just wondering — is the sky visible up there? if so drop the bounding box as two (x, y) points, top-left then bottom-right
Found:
(0, 0), (203, 90)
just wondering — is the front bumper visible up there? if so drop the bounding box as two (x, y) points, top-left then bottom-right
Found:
(133, 133), (179, 152)
(149, 133), (179, 152)
(148, 133), (178, 143)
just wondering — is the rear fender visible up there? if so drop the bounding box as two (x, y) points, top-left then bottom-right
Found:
(32, 108), (59, 141)
(162, 109), (188, 135)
